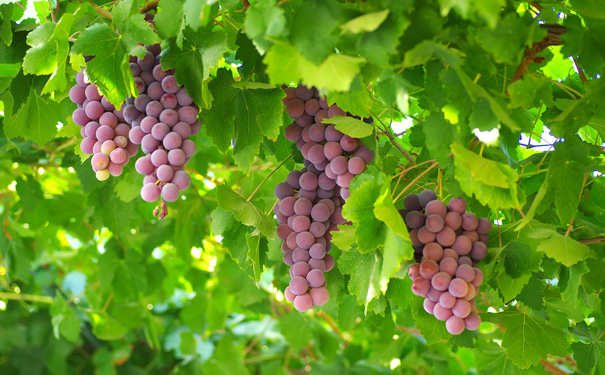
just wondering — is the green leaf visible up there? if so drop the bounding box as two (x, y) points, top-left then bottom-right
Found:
(155, 0), (185, 47)
(570, 0), (605, 19)
(71, 24), (136, 106)
(516, 273), (545, 311)
(422, 112), (455, 167)
(3, 90), (62, 146)
(327, 75), (372, 117)
(452, 142), (525, 209)
(469, 96), (499, 131)
(501, 241), (532, 278)
(215, 185), (275, 238)
(572, 341), (605, 374)
(481, 309), (569, 369)
(338, 248), (384, 314)
(357, 12), (409, 67)
(202, 69), (284, 170)
(277, 313), (312, 351)
(385, 277), (412, 311)
(331, 224), (355, 251)
(508, 75), (554, 108)
(201, 335), (251, 375)
(322, 116), (373, 138)
(403, 40), (462, 68)
(245, 233), (267, 282)
(162, 25), (228, 109)
(1, 4), (13, 46)
(341, 176), (384, 253)
(475, 340), (525, 375)
(528, 229), (591, 267)
(244, 0), (286, 55)
(340, 9), (389, 34)
(87, 311), (129, 341)
(16, 174), (43, 211)
(111, 0), (160, 56)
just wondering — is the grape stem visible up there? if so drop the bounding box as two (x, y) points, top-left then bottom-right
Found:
(91, 1), (112, 20)
(0, 292), (53, 304)
(578, 237), (605, 244)
(140, 0), (159, 12)
(392, 160), (439, 203)
(369, 110), (416, 164)
(246, 154), (293, 202)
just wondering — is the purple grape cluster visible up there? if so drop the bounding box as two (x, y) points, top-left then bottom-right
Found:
(402, 191), (490, 335)
(69, 68), (138, 180)
(282, 85), (374, 200)
(275, 85), (374, 312)
(126, 45), (199, 213)
(274, 170), (341, 312)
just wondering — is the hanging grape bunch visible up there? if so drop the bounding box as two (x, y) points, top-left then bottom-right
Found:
(402, 190), (490, 335)
(274, 85), (374, 312)
(126, 45), (200, 219)
(69, 67), (137, 181)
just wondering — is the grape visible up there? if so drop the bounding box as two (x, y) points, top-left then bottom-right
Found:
(311, 203), (330, 222)
(286, 99), (305, 118)
(308, 144), (326, 164)
(289, 276), (309, 295)
(464, 313), (481, 330)
(296, 113), (314, 127)
(146, 101), (163, 117)
(163, 132), (182, 150)
(85, 84), (102, 101)
(109, 148), (127, 164)
(455, 264), (475, 283)
(477, 218), (492, 234)
(315, 109), (329, 124)
(324, 124), (343, 142)
(135, 155), (155, 175)
(452, 299), (471, 318)
(141, 183), (160, 202)
(324, 254), (335, 271)
(327, 105), (345, 118)
(418, 190), (437, 207)
(427, 287), (442, 303)
(101, 97), (114, 111)
(283, 250), (294, 266)
(299, 172), (318, 190)
(69, 85), (86, 104)
(425, 214), (445, 233)
(451, 235), (472, 255)
(157, 165), (174, 182)
(304, 98), (321, 115)
(134, 94), (151, 112)
(440, 257), (458, 276)
(291, 216), (311, 233)
(418, 226), (436, 244)
(172, 171), (191, 190)
(80, 138), (95, 154)
(433, 303), (453, 321)
(471, 267), (484, 287)
(446, 316), (465, 335)
(161, 75), (180, 94)
(461, 213), (478, 231)
(431, 271), (452, 291)
(147, 82), (164, 100)
(284, 286), (296, 302)
(330, 207), (346, 225)
(151, 122), (170, 141)
(73, 108), (91, 126)
(435, 227), (456, 247)
(285, 124), (303, 141)
(336, 171), (354, 188)
(85, 121), (101, 138)
(353, 146), (374, 164)
(444, 212), (461, 230)
(295, 231), (315, 250)
(141, 134), (160, 153)
(411, 277), (431, 297)
(448, 278), (469, 298)
(99, 112), (118, 128)
(295, 85), (314, 100)
(419, 259), (439, 279)
(423, 242), (443, 261)
(309, 243), (326, 259)
(439, 292), (456, 309)
(168, 149), (186, 166)
(96, 169), (110, 181)
(340, 135), (358, 152)
(405, 211), (425, 229)
(458, 256), (472, 266)
(348, 156), (366, 175)
(424, 299), (436, 314)
(330, 156), (348, 175)
(309, 222), (327, 238)
(137, 51), (155, 70)
(308, 123), (326, 142)
(308, 258), (326, 271)
(462, 231), (478, 243)
(277, 224), (293, 240)
(318, 173), (336, 191)
(478, 234), (490, 244)
(294, 198), (312, 216)
(176, 87), (194, 106)
(306, 269), (325, 288)
(181, 140), (196, 157)
(406, 266), (421, 284)
(294, 294), (313, 312)
(404, 194), (422, 211)
(161, 183), (180, 202)
(292, 262), (311, 277)
(448, 197), (467, 214)
(91, 153), (109, 171)
(298, 188), (317, 202)
(425, 200), (447, 217)
(323, 142), (342, 161)
(463, 283), (476, 301)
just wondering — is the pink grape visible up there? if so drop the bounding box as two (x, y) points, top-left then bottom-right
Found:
(181, 139), (196, 157)
(296, 231), (315, 249)
(311, 203), (330, 222)
(160, 109), (179, 127)
(348, 156), (365, 175)
(324, 254), (335, 271)
(161, 75), (180, 94)
(291, 216), (311, 233)
(408, 263), (420, 280)
(470, 241), (488, 261)
(286, 99), (305, 118)
(461, 213), (479, 231)
(308, 258), (326, 271)
(85, 121), (101, 138)
(289, 276), (309, 295)
(69, 85), (86, 104)
(418, 226), (436, 244)
(452, 299), (472, 318)
(463, 231), (479, 243)
(433, 304), (452, 321)
(411, 277), (431, 297)
(427, 287), (443, 302)
(284, 286), (296, 302)
(91, 153), (109, 171)
(135, 155), (154, 175)
(141, 183), (160, 202)
(73, 108), (91, 126)
(168, 149), (186, 166)
(151, 149), (168, 167)
(306, 269), (325, 288)
(446, 316), (465, 335)
(456, 264), (475, 282)
(161, 183), (180, 202)
(304, 99), (320, 115)
(85, 84), (101, 101)
(425, 200), (447, 217)
(440, 257), (458, 276)
(424, 299), (436, 314)
(477, 218), (492, 234)
(309, 287), (329, 306)
(299, 172), (318, 190)
(448, 197), (467, 214)
(107, 162), (123, 177)
(431, 272), (452, 291)
(109, 148), (127, 164)
(340, 135), (358, 152)
(283, 250), (294, 266)
(157, 165), (174, 182)
(444, 212), (462, 230)
(80, 138), (95, 154)
(151, 122), (170, 141)
(458, 256), (472, 266)
(463, 283), (476, 301)
(294, 198), (312, 216)
(419, 259), (439, 279)
(452, 235), (472, 255)
(435, 227), (456, 247)
(439, 292), (456, 309)
(295, 85), (313, 100)
(471, 267), (484, 287)
(308, 123), (326, 142)
(176, 87), (194, 106)
(336, 171), (354, 188)
(309, 243), (326, 259)
(277, 224), (293, 240)
(425, 214), (444, 233)
(163, 132), (182, 150)
(418, 190), (437, 207)
(442, 248), (459, 260)
(327, 105), (345, 117)
(464, 313), (481, 330)
(141, 134), (160, 153)
(172, 171), (191, 190)
(448, 278), (469, 298)
(292, 262), (311, 277)
(293, 294), (313, 312)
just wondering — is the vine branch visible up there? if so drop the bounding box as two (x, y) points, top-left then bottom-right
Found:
(246, 154), (293, 202)
(0, 292), (54, 304)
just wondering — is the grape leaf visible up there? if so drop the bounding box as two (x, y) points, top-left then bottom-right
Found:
(327, 75), (372, 117)
(155, 0), (185, 47)
(403, 40), (462, 68)
(517, 273), (545, 311)
(357, 12), (409, 67)
(215, 184), (275, 238)
(341, 177), (384, 253)
(469, 96), (499, 131)
(331, 224), (355, 251)
(87, 312), (129, 341)
(3, 90), (62, 146)
(572, 341), (605, 374)
(22, 12), (73, 93)
(0, 4), (13, 46)
(322, 115), (373, 138)
(508, 75), (554, 108)
(201, 335), (251, 375)
(501, 241), (532, 278)
(475, 340), (526, 375)
(16, 174), (43, 211)
(569, 0), (605, 20)
(244, 0), (286, 55)
(245, 233), (267, 282)
(481, 309), (569, 369)
(385, 277), (412, 311)
(110, 0), (160, 56)
(527, 229), (591, 267)
(338, 248), (384, 314)
(341, 10), (389, 34)
(411, 297), (449, 344)
(422, 112), (455, 167)
(161, 25), (228, 109)
(277, 313), (312, 351)
(452, 142), (526, 209)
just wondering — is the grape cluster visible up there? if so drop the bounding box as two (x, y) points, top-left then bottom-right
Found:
(125, 45), (199, 214)
(402, 190), (490, 335)
(282, 85), (374, 201)
(69, 68), (137, 180)
(275, 85), (374, 312)
(274, 170), (341, 312)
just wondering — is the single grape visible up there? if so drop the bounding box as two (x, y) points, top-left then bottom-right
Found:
(309, 287), (329, 306)
(80, 138), (95, 154)
(151, 122), (170, 141)
(439, 291), (456, 309)
(85, 84), (102, 101)
(308, 258), (326, 271)
(461, 213), (479, 231)
(458, 256), (472, 266)
(425, 200), (447, 217)
(463, 283), (476, 301)
(448, 197), (467, 214)
(411, 277), (430, 297)
(283, 250), (294, 266)
(141, 183), (160, 202)
(315, 109), (329, 124)
(427, 287), (443, 303)
(286, 99), (305, 118)
(462, 231), (478, 243)
(293, 294), (314, 312)
(292, 262), (311, 277)
(455, 264), (475, 283)
(444, 212), (462, 230)
(69, 85), (86, 104)
(295, 231), (315, 250)
(306, 269), (325, 288)
(161, 75), (180, 94)
(418, 226), (436, 244)
(442, 247), (460, 260)
(446, 316), (465, 335)
(424, 299), (436, 314)
(73, 108), (91, 126)
(477, 218), (492, 234)
(418, 190), (438, 207)
(448, 278), (469, 298)
(176, 87), (194, 106)
(435, 227), (456, 247)
(161, 183), (180, 202)
(311, 203), (330, 222)
(167, 149), (186, 166)
(339, 135), (358, 152)
(109, 148), (127, 164)
(348, 156), (365, 175)
(91, 153), (109, 171)
(308, 144), (326, 164)
(181, 139), (196, 158)
(452, 299), (472, 318)
(285, 124), (302, 142)
(289, 276), (309, 295)
(440, 257), (458, 276)
(308, 123), (326, 142)
(408, 263), (420, 280)
(423, 242), (443, 261)
(336, 172), (354, 188)
(304, 99), (321, 116)
(141, 134), (160, 154)
(419, 259), (439, 280)
(327, 105), (345, 118)
(433, 303), (453, 321)
(451, 235), (472, 255)
(96, 169), (110, 181)
(157, 165), (174, 182)
(471, 267), (484, 287)
(431, 272), (452, 291)
(405, 211), (425, 229)
(299, 172), (318, 190)
(324, 254), (335, 271)
(425, 214), (445, 233)
(284, 286), (296, 302)
(293, 198), (312, 216)
(291, 216), (311, 233)
(295, 85), (314, 100)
